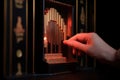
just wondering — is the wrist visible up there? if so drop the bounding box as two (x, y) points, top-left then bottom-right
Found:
(110, 49), (120, 68)
(114, 49), (120, 62)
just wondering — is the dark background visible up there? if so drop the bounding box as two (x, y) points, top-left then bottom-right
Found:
(96, 0), (120, 79)
(96, 0), (120, 49)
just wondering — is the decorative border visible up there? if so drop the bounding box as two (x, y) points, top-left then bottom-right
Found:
(4, 0), (28, 76)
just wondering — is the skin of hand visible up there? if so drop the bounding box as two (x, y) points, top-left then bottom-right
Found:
(63, 32), (117, 63)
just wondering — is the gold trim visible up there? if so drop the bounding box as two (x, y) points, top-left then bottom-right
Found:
(85, 0), (88, 67)
(85, 0), (88, 32)
(33, 0), (35, 74)
(93, 0), (96, 68)
(49, 0), (72, 7)
(3, 0), (7, 76)
(10, 0), (13, 76)
(26, 0), (28, 74)
(94, 0), (96, 32)
(76, 0), (78, 33)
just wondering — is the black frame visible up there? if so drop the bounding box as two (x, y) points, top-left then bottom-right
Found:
(3, 0), (96, 79)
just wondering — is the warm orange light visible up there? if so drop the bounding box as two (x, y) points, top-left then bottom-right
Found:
(44, 36), (47, 41)
(67, 16), (72, 37)
(44, 36), (48, 48)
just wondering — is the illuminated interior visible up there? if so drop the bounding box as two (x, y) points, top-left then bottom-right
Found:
(44, 8), (73, 64)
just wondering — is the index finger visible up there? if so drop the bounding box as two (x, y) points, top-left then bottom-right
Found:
(68, 33), (90, 42)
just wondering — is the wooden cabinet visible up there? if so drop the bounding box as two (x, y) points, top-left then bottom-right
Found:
(3, 0), (96, 79)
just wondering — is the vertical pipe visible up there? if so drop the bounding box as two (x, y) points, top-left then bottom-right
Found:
(93, 0), (96, 68)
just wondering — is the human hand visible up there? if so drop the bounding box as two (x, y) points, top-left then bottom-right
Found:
(63, 32), (116, 63)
